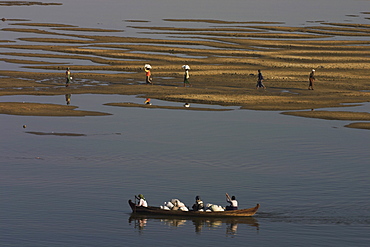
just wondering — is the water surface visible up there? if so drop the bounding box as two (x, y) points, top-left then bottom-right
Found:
(1, 94), (369, 246)
(1, 0), (370, 246)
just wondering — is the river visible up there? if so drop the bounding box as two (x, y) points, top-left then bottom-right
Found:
(1, 1), (369, 246)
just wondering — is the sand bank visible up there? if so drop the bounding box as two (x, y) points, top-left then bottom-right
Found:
(0, 1), (61, 6)
(281, 110), (370, 121)
(0, 102), (111, 116)
(0, 19), (369, 129)
(104, 102), (232, 111)
(25, 131), (86, 136)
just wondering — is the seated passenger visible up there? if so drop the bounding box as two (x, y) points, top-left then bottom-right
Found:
(137, 194), (148, 207)
(192, 196), (204, 211)
(225, 194), (238, 211)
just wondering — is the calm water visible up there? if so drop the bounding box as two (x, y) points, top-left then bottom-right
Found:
(1, 0), (370, 246)
(1, 94), (369, 246)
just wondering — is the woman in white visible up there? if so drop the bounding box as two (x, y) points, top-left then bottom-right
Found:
(137, 194), (148, 207)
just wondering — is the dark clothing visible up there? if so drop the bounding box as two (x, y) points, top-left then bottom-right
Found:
(225, 205), (238, 211)
(309, 72), (315, 80)
(226, 197), (238, 211)
(256, 71), (265, 88)
(258, 72), (264, 81)
(65, 69), (71, 87)
(308, 71), (315, 89)
(192, 199), (204, 211)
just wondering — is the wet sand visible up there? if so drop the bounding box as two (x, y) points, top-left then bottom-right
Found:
(0, 102), (111, 116)
(25, 131), (87, 136)
(0, 1), (61, 6)
(281, 110), (370, 121)
(0, 19), (369, 128)
(104, 102), (233, 111)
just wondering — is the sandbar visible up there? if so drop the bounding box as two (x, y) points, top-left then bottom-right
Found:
(281, 110), (370, 121)
(0, 19), (369, 129)
(25, 131), (86, 136)
(0, 102), (111, 116)
(345, 122), (370, 130)
(0, 1), (61, 6)
(104, 102), (232, 111)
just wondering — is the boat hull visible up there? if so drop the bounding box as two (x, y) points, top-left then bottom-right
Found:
(129, 200), (259, 217)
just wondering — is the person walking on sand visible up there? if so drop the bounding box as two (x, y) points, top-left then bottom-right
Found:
(182, 65), (191, 87)
(308, 69), (315, 90)
(144, 64), (153, 85)
(65, 67), (72, 87)
(256, 69), (266, 89)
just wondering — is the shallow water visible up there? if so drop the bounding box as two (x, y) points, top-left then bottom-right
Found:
(1, 0), (370, 246)
(1, 94), (369, 246)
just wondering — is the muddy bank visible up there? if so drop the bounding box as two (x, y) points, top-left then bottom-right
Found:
(0, 102), (111, 116)
(25, 131), (87, 136)
(104, 102), (233, 111)
(345, 122), (370, 130)
(0, 19), (369, 129)
(281, 110), (370, 121)
(0, 1), (61, 6)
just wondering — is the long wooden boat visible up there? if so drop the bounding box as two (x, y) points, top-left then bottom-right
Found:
(129, 200), (259, 217)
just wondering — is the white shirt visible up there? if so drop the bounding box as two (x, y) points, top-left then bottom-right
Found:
(227, 199), (238, 207)
(138, 198), (148, 207)
(230, 200), (238, 207)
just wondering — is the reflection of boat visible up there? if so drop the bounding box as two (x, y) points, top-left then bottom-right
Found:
(129, 214), (259, 227)
(129, 200), (260, 217)
(128, 213), (260, 233)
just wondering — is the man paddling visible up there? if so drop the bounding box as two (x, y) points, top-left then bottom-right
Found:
(135, 194), (148, 207)
(225, 193), (238, 210)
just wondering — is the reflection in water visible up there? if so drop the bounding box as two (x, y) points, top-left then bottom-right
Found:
(128, 218), (147, 235)
(129, 214), (259, 235)
(226, 222), (238, 236)
(65, 94), (71, 105)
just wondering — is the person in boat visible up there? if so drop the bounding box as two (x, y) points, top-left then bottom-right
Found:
(192, 196), (204, 211)
(225, 193), (238, 211)
(136, 194), (148, 207)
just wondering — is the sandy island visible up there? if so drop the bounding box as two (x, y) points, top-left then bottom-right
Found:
(0, 18), (369, 129)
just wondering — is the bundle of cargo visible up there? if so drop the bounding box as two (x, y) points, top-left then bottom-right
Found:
(206, 203), (225, 212)
(160, 199), (189, 211)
